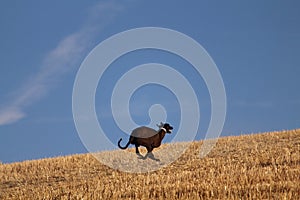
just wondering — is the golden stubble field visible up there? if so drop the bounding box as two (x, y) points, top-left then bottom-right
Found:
(0, 129), (299, 199)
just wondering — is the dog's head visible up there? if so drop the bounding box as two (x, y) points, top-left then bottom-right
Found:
(159, 122), (173, 134)
(164, 123), (173, 133)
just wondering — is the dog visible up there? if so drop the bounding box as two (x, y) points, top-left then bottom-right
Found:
(118, 122), (173, 161)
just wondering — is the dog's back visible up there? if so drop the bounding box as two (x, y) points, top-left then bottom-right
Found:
(131, 126), (157, 139)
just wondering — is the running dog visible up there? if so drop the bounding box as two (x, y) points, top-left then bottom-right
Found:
(118, 122), (173, 161)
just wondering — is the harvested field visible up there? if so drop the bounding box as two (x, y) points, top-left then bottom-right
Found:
(1, 129), (299, 199)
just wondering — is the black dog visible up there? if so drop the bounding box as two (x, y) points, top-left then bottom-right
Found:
(118, 122), (173, 161)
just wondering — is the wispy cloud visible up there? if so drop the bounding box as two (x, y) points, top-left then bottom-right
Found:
(0, 107), (25, 125)
(0, 1), (124, 125)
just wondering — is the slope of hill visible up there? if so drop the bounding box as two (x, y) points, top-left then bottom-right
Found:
(1, 129), (299, 199)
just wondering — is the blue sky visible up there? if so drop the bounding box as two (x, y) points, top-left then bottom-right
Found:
(1, 1), (299, 163)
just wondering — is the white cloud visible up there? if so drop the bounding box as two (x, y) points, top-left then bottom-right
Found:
(0, 107), (25, 125)
(0, 1), (124, 126)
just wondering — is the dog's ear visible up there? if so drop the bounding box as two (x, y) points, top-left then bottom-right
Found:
(156, 122), (164, 129)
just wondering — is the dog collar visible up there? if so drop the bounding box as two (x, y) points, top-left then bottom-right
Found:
(160, 127), (167, 132)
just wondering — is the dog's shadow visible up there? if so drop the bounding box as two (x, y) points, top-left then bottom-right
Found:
(137, 153), (160, 162)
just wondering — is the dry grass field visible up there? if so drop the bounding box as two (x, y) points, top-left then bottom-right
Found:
(1, 129), (299, 199)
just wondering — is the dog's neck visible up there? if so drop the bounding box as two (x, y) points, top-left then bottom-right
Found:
(160, 127), (167, 133)
(158, 128), (167, 141)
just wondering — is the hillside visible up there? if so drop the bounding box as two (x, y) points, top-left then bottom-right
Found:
(1, 129), (299, 199)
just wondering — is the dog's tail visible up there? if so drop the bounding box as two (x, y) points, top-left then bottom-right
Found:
(118, 138), (130, 150)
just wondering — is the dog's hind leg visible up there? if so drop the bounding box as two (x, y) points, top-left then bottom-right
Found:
(135, 144), (143, 158)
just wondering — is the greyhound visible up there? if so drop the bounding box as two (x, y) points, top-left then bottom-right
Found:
(118, 122), (173, 161)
